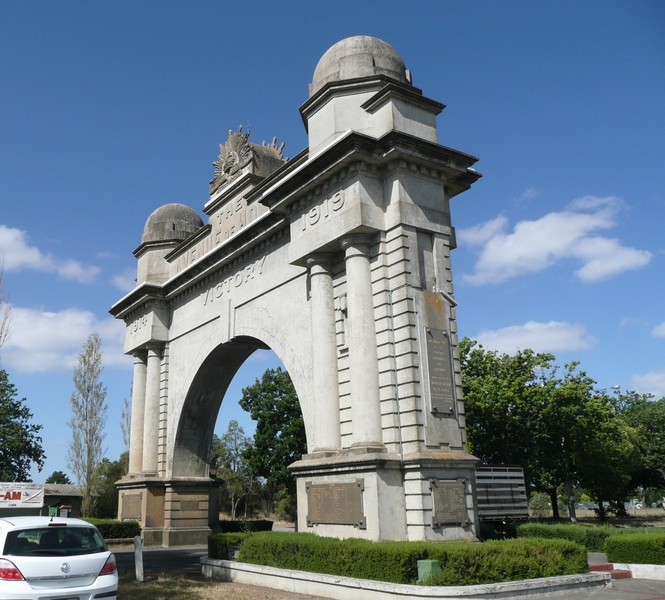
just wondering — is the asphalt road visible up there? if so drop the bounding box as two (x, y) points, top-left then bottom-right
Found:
(113, 546), (207, 579)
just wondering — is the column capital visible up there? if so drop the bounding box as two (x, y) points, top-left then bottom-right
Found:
(132, 350), (147, 363)
(340, 234), (373, 255)
(306, 252), (336, 272)
(145, 342), (163, 357)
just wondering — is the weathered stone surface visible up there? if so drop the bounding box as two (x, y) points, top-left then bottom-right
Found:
(112, 35), (481, 543)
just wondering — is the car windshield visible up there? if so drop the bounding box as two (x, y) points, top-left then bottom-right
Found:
(3, 526), (107, 556)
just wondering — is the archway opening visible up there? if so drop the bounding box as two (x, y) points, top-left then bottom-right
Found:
(173, 337), (306, 524)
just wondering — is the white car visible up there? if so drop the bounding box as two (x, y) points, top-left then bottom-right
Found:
(0, 516), (117, 599)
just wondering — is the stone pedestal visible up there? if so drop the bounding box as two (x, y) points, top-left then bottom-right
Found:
(290, 450), (479, 542)
(116, 476), (220, 547)
(291, 452), (406, 541)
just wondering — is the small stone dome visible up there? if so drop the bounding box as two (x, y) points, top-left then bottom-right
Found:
(141, 203), (204, 244)
(311, 36), (410, 97)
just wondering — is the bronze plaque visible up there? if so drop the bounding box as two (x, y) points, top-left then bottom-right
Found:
(121, 493), (142, 520)
(425, 328), (455, 416)
(431, 478), (469, 527)
(306, 480), (365, 529)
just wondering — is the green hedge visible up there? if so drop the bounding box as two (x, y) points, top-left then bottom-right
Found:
(605, 531), (665, 565)
(517, 523), (619, 552)
(209, 533), (252, 560)
(218, 520), (273, 533)
(82, 518), (141, 540)
(231, 532), (587, 586)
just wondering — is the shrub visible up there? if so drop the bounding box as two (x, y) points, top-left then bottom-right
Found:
(426, 538), (587, 586)
(517, 523), (618, 552)
(209, 532), (251, 559)
(218, 519), (273, 533)
(233, 532), (587, 586)
(83, 518), (141, 539)
(605, 531), (665, 565)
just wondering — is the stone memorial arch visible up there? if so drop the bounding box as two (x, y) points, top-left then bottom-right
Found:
(112, 36), (482, 546)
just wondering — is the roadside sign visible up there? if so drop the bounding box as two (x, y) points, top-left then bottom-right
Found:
(0, 483), (45, 508)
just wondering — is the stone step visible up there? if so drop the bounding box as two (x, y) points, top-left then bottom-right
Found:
(589, 564), (632, 579)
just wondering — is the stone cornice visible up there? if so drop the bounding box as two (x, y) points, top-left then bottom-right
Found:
(299, 75), (427, 131)
(203, 171), (265, 216)
(164, 224), (213, 261)
(253, 130), (481, 215)
(360, 82), (445, 115)
(109, 212), (288, 320)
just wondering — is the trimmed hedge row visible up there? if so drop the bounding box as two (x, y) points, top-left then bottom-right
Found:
(218, 532), (587, 586)
(605, 531), (665, 565)
(517, 523), (620, 552)
(83, 518), (141, 540)
(209, 532), (251, 560)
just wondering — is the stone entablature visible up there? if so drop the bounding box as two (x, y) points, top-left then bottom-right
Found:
(111, 35), (481, 545)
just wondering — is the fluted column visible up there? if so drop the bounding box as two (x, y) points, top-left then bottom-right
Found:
(128, 352), (147, 474)
(142, 344), (162, 474)
(340, 234), (384, 449)
(307, 253), (341, 453)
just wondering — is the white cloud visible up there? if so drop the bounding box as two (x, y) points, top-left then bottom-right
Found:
(0, 224), (100, 283)
(475, 320), (596, 354)
(2, 306), (131, 373)
(632, 370), (665, 398)
(111, 268), (136, 292)
(514, 187), (540, 203)
(458, 196), (652, 285)
(652, 322), (665, 338)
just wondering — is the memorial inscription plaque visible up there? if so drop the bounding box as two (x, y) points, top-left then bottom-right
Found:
(306, 479), (365, 529)
(425, 328), (455, 416)
(180, 500), (199, 512)
(430, 478), (469, 527)
(121, 493), (142, 520)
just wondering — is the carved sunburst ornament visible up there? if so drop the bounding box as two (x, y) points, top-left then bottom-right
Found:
(211, 125), (253, 190)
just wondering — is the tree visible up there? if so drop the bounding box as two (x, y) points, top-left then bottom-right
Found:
(67, 333), (108, 517)
(239, 367), (306, 517)
(613, 392), (665, 506)
(45, 471), (72, 484)
(573, 395), (642, 519)
(0, 369), (45, 480)
(459, 338), (556, 485)
(93, 452), (128, 518)
(459, 338), (645, 521)
(211, 420), (255, 519)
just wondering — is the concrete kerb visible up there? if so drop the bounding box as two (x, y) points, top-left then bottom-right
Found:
(611, 563), (665, 580)
(200, 558), (611, 599)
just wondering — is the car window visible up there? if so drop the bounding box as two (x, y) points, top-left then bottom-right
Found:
(4, 527), (107, 556)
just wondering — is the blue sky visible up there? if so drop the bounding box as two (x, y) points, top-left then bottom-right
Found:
(0, 1), (663, 481)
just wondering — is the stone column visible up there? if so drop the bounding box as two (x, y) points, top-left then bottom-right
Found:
(340, 235), (384, 449)
(307, 253), (341, 453)
(142, 344), (162, 474)
(128, 352), (147, 474)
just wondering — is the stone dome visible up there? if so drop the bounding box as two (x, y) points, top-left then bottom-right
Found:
(310, 36), (410, 97)
(141, 203), (204, 244)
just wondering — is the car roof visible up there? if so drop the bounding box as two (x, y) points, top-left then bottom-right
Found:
(0, 516), (93, 528)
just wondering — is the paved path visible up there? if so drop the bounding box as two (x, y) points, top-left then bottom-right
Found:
(113, 546), (207, 579)
(540, 579), (665, 598)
